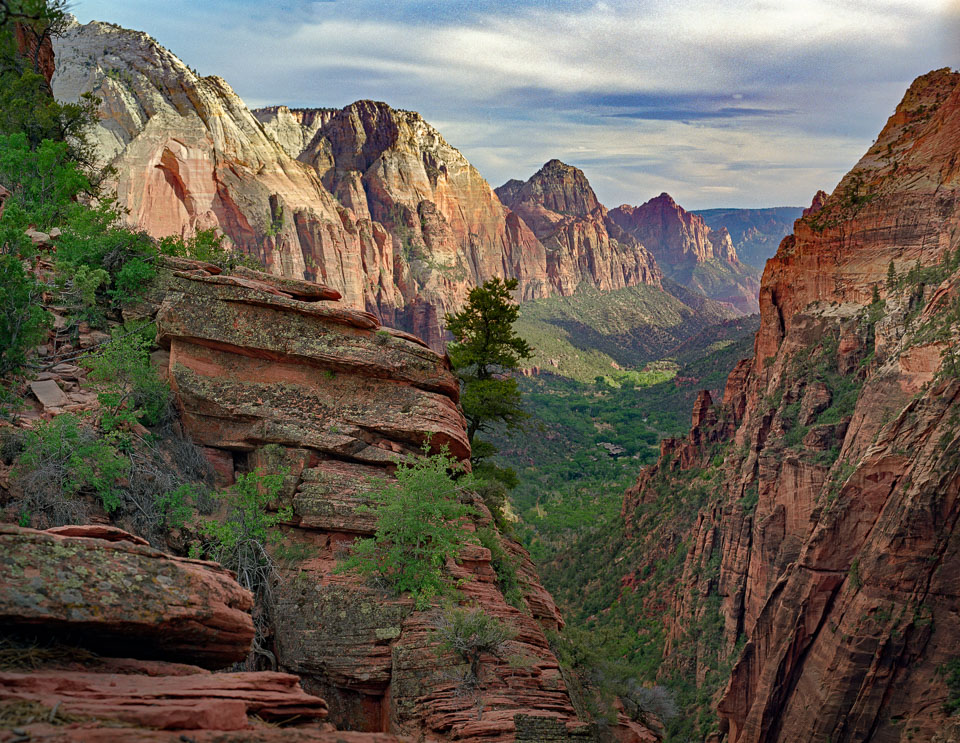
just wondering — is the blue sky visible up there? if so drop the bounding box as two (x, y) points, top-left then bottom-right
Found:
(71, 0), (959, 210)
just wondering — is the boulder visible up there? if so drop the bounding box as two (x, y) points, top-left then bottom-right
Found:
(29, 380), (69, 410)
(0, 525), (254, 669)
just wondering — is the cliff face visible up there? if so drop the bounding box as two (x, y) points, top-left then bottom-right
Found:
(150, 263), (652, 742)
(495, 160), (662, 296)
(619, 69), (960, 742)
(609, 194), (761, 313)
(50, 21), (666, 350)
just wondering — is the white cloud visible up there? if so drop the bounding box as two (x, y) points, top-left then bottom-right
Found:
(71, 0), (959, 208)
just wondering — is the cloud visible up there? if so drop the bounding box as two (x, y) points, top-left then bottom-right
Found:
(71, 0), (959, 208)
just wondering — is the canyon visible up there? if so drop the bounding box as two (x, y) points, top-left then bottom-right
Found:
(2, 6), (959, 743)
(610, 67), (960, 741)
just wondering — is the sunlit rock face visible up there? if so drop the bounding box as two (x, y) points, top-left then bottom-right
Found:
(608, 192), (761, 313)
(53, 21), (665, 349)
(496, 160), (663, 296)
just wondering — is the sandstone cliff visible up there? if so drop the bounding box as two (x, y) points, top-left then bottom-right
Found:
(50, 20), (668, 350)
(146, 263), (652, 742)
(495, 160), (662, 296)
(617, 68), (960, 742)
(609, 194), (761, 313)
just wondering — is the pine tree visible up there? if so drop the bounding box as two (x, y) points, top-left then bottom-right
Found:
(445, 277), (532, 460)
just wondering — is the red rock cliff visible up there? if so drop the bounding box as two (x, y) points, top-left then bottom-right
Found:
(149, 263), (652, 743)
(496, 160), (662, 295)
(609, 193), (760, 313)
(619, 68), (960, 743)
(50, 21), (660, 351)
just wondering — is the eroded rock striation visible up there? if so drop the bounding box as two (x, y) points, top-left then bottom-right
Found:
(618, 68), (960, 742)
(609, 193), (761, 313)
(149, 262), (651, 742)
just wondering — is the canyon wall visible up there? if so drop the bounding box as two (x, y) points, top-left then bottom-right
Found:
(495, 159), (662, 296)
(609, 194), (761, 313)
(499, 164), (759, 313)
(51, 19), (760, 352)
(619, 68), (960, 741)
(50, 20), (666, 349)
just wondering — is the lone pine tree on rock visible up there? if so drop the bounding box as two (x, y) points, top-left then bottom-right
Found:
(445, 277), (532, 461)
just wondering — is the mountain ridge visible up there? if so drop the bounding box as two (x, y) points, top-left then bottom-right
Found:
(52, 18), (764, 352)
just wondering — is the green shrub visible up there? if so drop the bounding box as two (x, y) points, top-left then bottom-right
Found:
(433, 606), (516, 687)
(158, 229), (259, 271)
(14, 413), (128, 514)
(337, 446), (477, 609)
(197, 467), (291, 573)
(154, 482), (200, 529)
(83, 325), (172, 428)
(0, 254), (50, 376)
(476, 526), (526, 610)
(940, 659), (960, 716)
(195, 466), (291, 667)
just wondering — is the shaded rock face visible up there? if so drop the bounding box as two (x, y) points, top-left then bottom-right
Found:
(0, 525), (348, 741)
(150, 263), (634, 742)
(619, 69), (960, 742)
(496, 160), (662, 296)
(609, 193), (761, 313)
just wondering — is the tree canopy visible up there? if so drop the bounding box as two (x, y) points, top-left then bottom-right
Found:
(445, 277), (532, 458)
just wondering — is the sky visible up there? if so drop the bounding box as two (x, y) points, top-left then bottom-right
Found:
(70, 0), (960, 210)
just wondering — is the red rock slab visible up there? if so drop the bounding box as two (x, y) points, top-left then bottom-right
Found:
(156, 277), (455, 397)
(0, 525), (254, 669)
(0, 669), (328, 731)
(44, 525), (149, 546)
(29, 380), (69, 410)
(0, 725), (409, 742)
(158, 254), (223, 275)
(166, 273), (380, 330)
(231, 265), (342, 301)
(172, 271), (293, 298)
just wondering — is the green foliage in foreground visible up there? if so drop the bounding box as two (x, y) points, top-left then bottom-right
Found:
(158, 229), (261, 271)
(84, 326), (173, 428)
(0, 254), (49, 377)
(337, 447), (478, 609)
(196, 467), (291, 579)
(433, 606), (516, 687)
(15, 412), (128, 512)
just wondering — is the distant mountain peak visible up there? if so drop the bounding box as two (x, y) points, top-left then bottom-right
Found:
(498, 159), (600, 218)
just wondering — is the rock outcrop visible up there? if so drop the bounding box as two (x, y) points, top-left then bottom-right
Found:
(617, 68), (960, 741)
(0, 523), (255, 668)
(148, 262), (649, 742)
(0, 524), (354, 741)
(609, 194), (761, 313)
